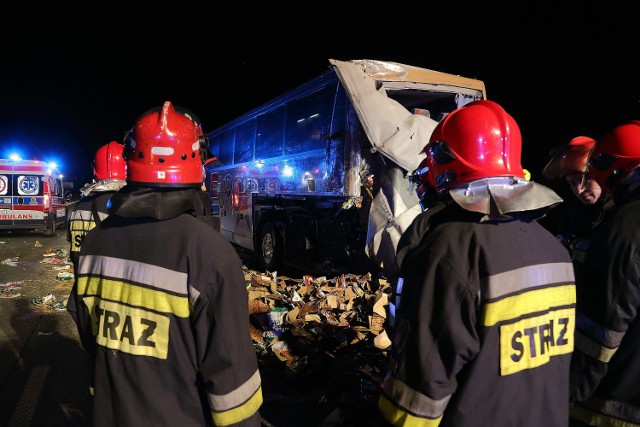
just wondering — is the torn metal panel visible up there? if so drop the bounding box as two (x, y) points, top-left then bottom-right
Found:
(329, 58), (486, 274)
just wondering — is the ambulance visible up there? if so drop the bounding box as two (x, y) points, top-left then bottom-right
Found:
(0, 158), (67, 235)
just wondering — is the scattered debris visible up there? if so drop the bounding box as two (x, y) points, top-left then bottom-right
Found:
(0, 280), (23, 298)
(1, 257), (19, 267)
(56, 272), (74, 281)
(34, 240), (43, 248)
(42, 248), (56, 257)
(33, 293), (57, 306)
(31, 293), (68, 312)
(245, 268), (393, 409)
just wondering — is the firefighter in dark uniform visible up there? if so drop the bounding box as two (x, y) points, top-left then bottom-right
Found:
(569, 121), (640, 427)
(540, 136), (615, 284)
(67, 141), (126, 270)
(66, 101), (262, 426)
(378, 100), (576, 427)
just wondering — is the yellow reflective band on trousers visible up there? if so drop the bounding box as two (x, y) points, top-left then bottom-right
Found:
(76, 276), (191, 318)
(211, 387), (263, 426)
(483, 284), (576, 327)
(378, 394), (442, 427)
(83, 296), (170, 358)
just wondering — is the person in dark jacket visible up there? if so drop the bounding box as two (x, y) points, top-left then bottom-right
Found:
(540, 136), (615, 282)
(379, 100), (576, 427)
(67, 141), (127, 270)
(569, 120), (640, 426)
(66, 101), (262, 426)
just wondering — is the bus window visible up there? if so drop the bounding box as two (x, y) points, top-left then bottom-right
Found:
(218, 128), (235, 166)
(234, 119), (256, 165)
(255, 105), (285, 160)
(285, 84), (336, 156)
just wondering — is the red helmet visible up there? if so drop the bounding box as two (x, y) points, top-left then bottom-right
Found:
(423, 100), (524, 191)
(125, 101), (204, 187)
(93, 141), (126, 180)
(560, 136), (595, 175)
(588, 120), (640, 193)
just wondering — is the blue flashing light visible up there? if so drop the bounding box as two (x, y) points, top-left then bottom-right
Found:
(282, 165), (294, 178)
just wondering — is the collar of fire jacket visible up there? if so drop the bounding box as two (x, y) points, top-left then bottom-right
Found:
(447, 176), (563, 219)
(108, 186), (202, 220)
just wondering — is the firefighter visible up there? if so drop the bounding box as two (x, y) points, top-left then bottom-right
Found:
(378, 100), (576, 427)
(541, 136), (614, 279)
(66, 101), (262, 426)
(66, 141), (127, 270)
(569, 120), (640, 427)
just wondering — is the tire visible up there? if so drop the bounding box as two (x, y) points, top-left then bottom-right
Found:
(43, 213), (56, 237)
(258, 222), (283, 272)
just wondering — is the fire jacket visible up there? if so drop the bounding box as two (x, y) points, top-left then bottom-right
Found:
(570, 187), (640, 426)
(66, 187), (262, 427)
(67, 179), (126, 268)
(555, 197), (615, 270)
(379, 200), (576, 427)
(67, 192), (114, 268)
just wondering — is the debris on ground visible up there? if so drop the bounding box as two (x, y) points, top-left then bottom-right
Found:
(1, 257), (19, 267)
(32, 293), (68, 312)
(244, 267), (393, 425)
(0, 280), (23, 298)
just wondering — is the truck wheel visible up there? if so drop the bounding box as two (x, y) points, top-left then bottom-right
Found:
(259, 222), (283, 272)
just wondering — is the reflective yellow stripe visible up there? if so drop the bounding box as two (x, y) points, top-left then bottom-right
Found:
(378, 394), (442, 427)
(483, 284), (576, 326)
(571, 405), (638, 427)
(76, 276), (191, 318)
(211, 387), (263, 426)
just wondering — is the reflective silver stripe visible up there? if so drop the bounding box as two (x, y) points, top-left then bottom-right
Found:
(208, 369), (261, 411)
(70, 209), (108, 221)
(70, 210), (93, 221)
(482, 262), (575, 299)
(576, 312), (625, 348)
(78, 255), (188, 296)
(575, 330), (619, 363)
(188, 285), (200, 306)
(382, 373), (450, 418)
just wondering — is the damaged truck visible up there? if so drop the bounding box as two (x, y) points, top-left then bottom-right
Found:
(204, 58), (486, 275)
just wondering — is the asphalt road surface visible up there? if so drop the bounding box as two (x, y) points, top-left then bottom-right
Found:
(0, 229), (382, 427)
(0, 230), (92, 426)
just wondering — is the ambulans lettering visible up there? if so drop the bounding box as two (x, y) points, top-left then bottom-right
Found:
(0, 213), (35, 219)
(500, 308), (574, 375)
(84, 297), (169, 359)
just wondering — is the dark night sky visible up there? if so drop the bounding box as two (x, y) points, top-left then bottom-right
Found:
(1, 4), (639, 188)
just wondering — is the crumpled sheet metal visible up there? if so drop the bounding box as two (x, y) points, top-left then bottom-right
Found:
(246, 268), (392, 367)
